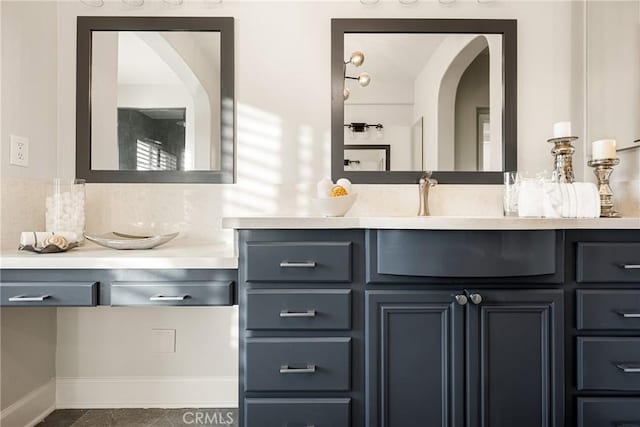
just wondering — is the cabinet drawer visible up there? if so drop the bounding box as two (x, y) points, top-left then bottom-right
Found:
(245, 398), (350, 427)
(246, 289), (351, 330)
(376, 230), (557, 277)
(577, 243), (640, 283)
(578, 398), (640, 427)
(578, 337), (640, 391)
(245, 242), (352, 282)
(577, 290), (640, 330)
(245, 337), (351, 391)
(0, 282), (97, 306)
(110, 281), (233, 306)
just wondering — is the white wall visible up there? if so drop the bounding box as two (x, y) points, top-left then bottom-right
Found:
(0, 2), (58, 421)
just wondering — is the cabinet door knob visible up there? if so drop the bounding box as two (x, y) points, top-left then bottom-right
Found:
(469, 293), (483, 305)
(455, 295), (468, 306)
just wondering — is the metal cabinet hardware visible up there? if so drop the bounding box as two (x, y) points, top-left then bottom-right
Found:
(279, 261), (317, 268)
(8, 295), (50, 302)
(617, 311), (640, 318)
(280, 310), (317, 318)
(622, 264), (640, 270)
(614, 423), (640, 427)
(279, 364), (317, 374)
(469, 293), (483, 305)
(149, 295), (189, 301)
(616, 363), (640, 373)
(455, 295), (468, 306)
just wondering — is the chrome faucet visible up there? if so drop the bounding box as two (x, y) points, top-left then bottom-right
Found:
(417, 171), (438, 216)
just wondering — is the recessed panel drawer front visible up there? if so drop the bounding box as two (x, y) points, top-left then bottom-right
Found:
(577, 290), (640, 330)
(578, 337), (640, 391)
(578, 398), (640, 427)
(376, 230), (556, 277)
(245, 242), (352, 282)
(245, 337), (351, 391)
(577, 243), (640, 283)
(245, 398), (351, 427)
(110, 281), (233, 306)
(246, 289), (351, 330)
(0, 282), (97, 306)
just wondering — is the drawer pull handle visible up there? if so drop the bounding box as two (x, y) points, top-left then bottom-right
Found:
(622, 264), (640, 270)
(279, 364), (316, 374)
(614, 423), (640, 427)
(8, 295), (50, 302)
(280, 310), (316, 318)
(617, 311), (640, 318)
(616, 363), (640, 373)
(149, 295), (189, 301)
(279, 261), (317, 268)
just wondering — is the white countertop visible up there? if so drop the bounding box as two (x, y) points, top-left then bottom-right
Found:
(0, 241), (238, 270)
(222, 216), (640, 230)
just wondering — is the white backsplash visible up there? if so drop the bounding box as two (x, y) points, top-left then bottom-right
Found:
(1, 176), (636, 251)
(0, 178), (47, 249)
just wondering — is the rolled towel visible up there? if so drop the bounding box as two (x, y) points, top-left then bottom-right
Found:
(518, 180), (545, 217)
(559, 183), (570, 218)
(20, 231), (80, 248)
(543, 183), (562, 218)
(567, 183), (578, 218)
(572, 182), (601, 218)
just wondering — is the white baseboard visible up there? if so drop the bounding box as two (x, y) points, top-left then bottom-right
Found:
(0, 379), (56, 427)
(56, 376), (238, 409)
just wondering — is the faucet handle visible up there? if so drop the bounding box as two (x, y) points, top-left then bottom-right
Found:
(419, 171), (437, 187)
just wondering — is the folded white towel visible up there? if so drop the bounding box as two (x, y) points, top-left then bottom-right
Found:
(559, 183), (570, 218)
(567, 183), (578, 218)
(573, 183), (596, 218)
(543, 183), (562, 218)
(19, 231), (80, 248)
(518, 181), (545, 217)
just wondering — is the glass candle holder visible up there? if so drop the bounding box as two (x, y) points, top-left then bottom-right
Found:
(45, 179), (86, 240)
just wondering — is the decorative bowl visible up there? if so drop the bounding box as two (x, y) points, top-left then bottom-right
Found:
(84, 231), (179, 250)
(313, 194), (357, 217)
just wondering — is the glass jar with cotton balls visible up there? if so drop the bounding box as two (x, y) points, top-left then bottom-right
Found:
(45, 179), (86, 242)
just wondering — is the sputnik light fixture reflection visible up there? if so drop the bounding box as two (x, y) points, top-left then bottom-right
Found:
(343, 51), (371, 101)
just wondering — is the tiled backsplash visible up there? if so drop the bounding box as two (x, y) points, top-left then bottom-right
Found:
(0, 178), (47, 249)
(1, 175), (637, 250)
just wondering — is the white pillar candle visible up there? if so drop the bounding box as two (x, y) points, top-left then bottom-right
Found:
(553, 121), (572, 138)
(592, 139), (617, 160)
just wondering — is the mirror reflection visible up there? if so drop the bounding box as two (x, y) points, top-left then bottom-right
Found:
(91, 31), (220, 171)
(343, 33), (503, 172)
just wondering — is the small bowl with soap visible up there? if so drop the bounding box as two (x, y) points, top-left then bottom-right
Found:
(313, 178), (357, 217)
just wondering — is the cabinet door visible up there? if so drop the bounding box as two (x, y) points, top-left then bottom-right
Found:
(467, 289), (564, 427)
(366, 290), (464, 427)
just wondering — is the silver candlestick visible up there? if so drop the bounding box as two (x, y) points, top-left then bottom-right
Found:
(587, 158), (621, 218)
(548, 136), (578, 183)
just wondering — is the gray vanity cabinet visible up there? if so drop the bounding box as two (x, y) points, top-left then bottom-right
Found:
(365, 289), (563, 427)
(466, 289), (563, 427)
(366, 290), (464, 427)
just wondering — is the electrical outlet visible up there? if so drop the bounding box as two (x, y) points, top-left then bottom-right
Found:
(10, 135), (29, 167)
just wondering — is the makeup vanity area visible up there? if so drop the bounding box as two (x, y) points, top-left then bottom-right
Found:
(1, 4), (639, 427)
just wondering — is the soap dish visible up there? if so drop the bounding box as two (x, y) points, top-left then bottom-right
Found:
(84, 232), (179, 250)
(19, 242), (79, 254)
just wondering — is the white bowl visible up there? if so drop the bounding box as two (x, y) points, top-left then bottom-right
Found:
(313, 194), (357, 217)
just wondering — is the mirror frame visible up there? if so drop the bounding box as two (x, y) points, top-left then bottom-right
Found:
(331, 19), (517, 184)
(76, 16), (235, 183)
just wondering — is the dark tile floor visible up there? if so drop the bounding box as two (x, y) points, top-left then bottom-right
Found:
(37, 408), (238, 426)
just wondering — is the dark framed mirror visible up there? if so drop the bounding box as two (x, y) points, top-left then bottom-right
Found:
(332, 19), (517, 184)
(76, 17), (235, 183)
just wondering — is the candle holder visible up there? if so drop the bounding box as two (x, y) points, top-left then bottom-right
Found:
(548, 136), (577, 183)
(587, 158), (621, 218)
